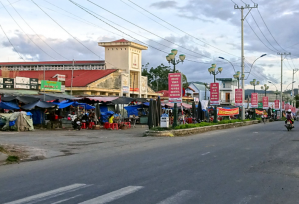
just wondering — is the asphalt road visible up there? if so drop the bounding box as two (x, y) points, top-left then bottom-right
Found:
(1, 121), (299, 204)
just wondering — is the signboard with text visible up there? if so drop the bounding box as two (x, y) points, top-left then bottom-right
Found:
(15, 77), (38, 90)
(274, 100), (280, 110)
(123, 86), (129, 94)
(258, 102), (263, 108)
(210, 83), (220, 105)
(41, 80), (61, 92)
(57, 75), (65, 82)
(0, 78), (14, 89)
(251, 93), (258, 108)
(168, 73), (182, 103)
(235, 89), (242, 106)
(262, 96), (269, 109)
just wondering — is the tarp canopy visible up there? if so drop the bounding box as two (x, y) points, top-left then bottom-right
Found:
(2, 95), (39, 104)
(112, 97), (133, 104)
(0, 101), (20, 110)
(53, 101), (95, 110)
(165, 103), (192, 109)
(86, 97), (118, 103)
(21, 101), (56, 110)
(124, 105), (143, 116)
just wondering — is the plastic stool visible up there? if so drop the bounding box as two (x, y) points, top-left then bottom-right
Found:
(81, 122), (87, 129)
(124, 122), (131, 128)
(112, 123), (118, 130)
(88, 122), (95, 129)
(104, 122), (111, 129)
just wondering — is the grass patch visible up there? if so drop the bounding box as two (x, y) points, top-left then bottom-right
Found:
(6, 155), (19, 163)
(150, 127), (172, 131)
(0, 146), (8, 154)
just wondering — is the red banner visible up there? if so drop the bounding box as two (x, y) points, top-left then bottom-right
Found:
(217, 107), (239, 116)
(168, 73), (182, 103)
(255, 109), (263, 115)
(251, 93), (258, 108)
(285, 103), (290, 111)
(292, 107), (296, 113)
(274, 100), (280, 110)
(235, 89), (242, 106)
(282, 101), (285, 110)
(262, 96), (268, 108)
(210, 83), (220, 105)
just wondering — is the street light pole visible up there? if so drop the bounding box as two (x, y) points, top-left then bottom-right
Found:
(166, 49), (185, 73)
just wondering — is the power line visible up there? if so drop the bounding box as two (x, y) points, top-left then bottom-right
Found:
(31, 0), (104, 60)
(249, 12), (281, 52)
(6, 0), (70, 60)
(86, 0), (212, 60)
(0, 24), (25, 61)
(0, 1), (58, 60)
(127, 0), (241, 59)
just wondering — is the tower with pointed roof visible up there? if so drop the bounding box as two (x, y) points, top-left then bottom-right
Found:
(99, 39), (148, 98)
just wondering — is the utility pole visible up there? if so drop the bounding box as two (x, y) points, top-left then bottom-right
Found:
(278, 52), (291, 117)
(234, 2), (258, 120)
(292, 68), (298, 107)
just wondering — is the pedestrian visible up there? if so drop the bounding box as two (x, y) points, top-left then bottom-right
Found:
(261, 110), (267, 124)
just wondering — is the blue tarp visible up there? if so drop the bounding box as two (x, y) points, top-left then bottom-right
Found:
(143, 102), (150, 106)
(0, 102), (20, 110)
(29, 109), (44, 125)
(53, 101), (95, 110)
(100, 105), (108, 113)
(101, 111), (114, 123)
(124, 105), (143, 117)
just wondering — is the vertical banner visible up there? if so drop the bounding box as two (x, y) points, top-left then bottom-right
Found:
(285, 103), (289, 111)
(168, 73), (182, 103)
(262, 96), (269, 109)
(274, 100), (280, 110)
(235, 89), (242, 106)
(292, 107), (296, 113)
(210, 83), (220, 105)
(251, 93), (258, 108)
(282, 101), (285, 110)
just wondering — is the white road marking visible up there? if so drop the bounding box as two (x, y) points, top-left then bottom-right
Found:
(4, 184), (87, 204)
(157, 190), (195, 204)
(201, 152), (210, 156)
(51, 194), (82, 204)
(79, 186), (144, 204)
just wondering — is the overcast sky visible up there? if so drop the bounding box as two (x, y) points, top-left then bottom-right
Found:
(0, 0), (299, 91)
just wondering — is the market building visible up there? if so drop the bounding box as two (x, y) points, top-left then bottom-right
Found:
(0, 39), (160, 98)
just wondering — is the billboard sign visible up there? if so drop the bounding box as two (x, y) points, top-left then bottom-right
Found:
(41, 80), (61, 92)
(15, 77), (38, 90)
(123, 86), (129, 94)
(235, 89), (242, 106)
(251, 93), (258, 108)
(168, 73), (182, 103)
(210, 83), (220, 105)
(57, 74), (65, 82)
(274, 100), (280, 110)
(0, 78), (14, 89)
(262, 96), (269, 109)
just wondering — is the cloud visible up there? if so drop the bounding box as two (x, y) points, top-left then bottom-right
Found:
(150, 1), (177, 9)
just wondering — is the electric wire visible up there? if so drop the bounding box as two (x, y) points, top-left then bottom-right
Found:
(0, 1), (58, 60)
(0, 24), (25, 61)
(86, 0), (212, 60)
(6, 0), (70, 60)
(127, 0), (241, 59)
(31, 0), (104, 61)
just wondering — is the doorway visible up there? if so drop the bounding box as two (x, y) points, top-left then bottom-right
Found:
(225, 93), (230, 102)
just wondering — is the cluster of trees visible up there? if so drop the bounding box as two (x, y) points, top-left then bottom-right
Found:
(142, 63), (188, 92)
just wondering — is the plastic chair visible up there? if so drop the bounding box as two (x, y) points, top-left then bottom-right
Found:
(88, 122), (95, 129)
(112, 123), (118, 130)
(124, 122), (131, 128)
(81, 122), (87, 129)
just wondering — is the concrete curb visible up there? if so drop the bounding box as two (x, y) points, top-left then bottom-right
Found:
(145, 120), (258, 137)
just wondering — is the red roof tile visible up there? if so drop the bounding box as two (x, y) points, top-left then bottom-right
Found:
(156, 90), (169, 97)
(0, 60), (105, 66)
(112, 39), (130, 43)
(0, 69), (116, 87)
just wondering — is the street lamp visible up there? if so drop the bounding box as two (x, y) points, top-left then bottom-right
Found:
(166, 49), (186, 72)
(250, 79), (260, 93)
(261, 84), (270, 96)
(274, 90), (280, 100)
(233, 71), (245, 89)
(285, 81), (296, 91)
(208, 63), (223, 123)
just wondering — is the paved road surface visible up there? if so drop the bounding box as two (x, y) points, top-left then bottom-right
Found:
(1, 122), (299, 204)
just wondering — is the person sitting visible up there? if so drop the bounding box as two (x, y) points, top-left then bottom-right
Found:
(108, 114), (114, 124)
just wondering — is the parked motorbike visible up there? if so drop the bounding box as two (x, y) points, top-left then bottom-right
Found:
(72, 118), (81, 130)
(285, 119), (293, 131)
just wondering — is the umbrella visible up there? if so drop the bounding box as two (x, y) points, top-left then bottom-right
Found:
(192, 102), (196, 118)
(95, 103), (101, 123)
(157, 97), (162, 126)
(21, 101), (56, 110)
(148, 100), (153, 129)
(197, 101), (203, 121)
(112, 97), (133, 104)
(172, 103), (178, 127)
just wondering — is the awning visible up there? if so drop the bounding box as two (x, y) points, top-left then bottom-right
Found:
(0, 102), (20, 110)
(21, 101), (56, 110)
(112, 97), (133, 104)
(86, 97), (119, 103)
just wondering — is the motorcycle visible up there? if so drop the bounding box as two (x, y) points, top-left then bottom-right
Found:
(72, 118), (81, 130)
(285, 119), (293, 131)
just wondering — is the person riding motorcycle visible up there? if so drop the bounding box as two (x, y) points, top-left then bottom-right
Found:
(285, 109), (294, 127)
